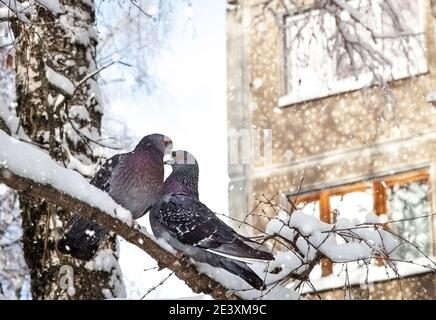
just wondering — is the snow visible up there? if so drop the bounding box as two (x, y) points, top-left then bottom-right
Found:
(85, 229), (95, 237)
(36, 0), (62, 15)
(0, 185), (30, 299)
(0, 2), (33, 23)
(58, 6), (95, 46)
(266, 209), (401, 266)
(279, 0), (427, 107)
(64, 150), (97, 177)
(264, 208), (435, 297)
(85, 248), (118, 273)
(85, 246), (126, 299)
(303, 257), (435, 293)
(0, 130), (132, 223)
(69, 105), (90, 121)
(426, 91), (436, 103)
(45, 65), (75, 97)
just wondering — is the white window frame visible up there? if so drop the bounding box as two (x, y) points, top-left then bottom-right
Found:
(279, 0), (428, 107)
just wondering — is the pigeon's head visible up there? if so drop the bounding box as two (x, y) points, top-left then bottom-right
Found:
(163, 150), (199, 197)
(135, 133), (173, 155)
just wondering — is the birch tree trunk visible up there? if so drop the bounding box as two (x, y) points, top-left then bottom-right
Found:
(11, 0), (124, 300)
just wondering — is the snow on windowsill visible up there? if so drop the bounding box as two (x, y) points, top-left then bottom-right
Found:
(299, 257), (435, 294)
(277, 72), (373, 107)
(278, 91), (339, 108)
(278, 67), (429, 108)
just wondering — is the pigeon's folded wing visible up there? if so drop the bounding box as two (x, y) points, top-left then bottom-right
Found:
(90, 153), (125, 191)
(158, 194), (273, 261)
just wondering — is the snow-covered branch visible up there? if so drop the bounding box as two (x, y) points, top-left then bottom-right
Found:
(0, 0), (62, 23)
(0, 1), (33, 23)
(2, 125), (435, 299)
(244, 193), (436, 298)
(0, 130), (237, 300)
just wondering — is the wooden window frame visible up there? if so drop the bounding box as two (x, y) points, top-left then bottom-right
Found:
(286, 169), (431, 276)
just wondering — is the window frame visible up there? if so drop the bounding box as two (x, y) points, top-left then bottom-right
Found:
(286, 168), (433, 276)
(278, 0), (429, 108)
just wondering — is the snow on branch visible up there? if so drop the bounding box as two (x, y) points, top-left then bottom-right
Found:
(35, 0), (62, 15)
(1, 128), (434, 299)
(0, 1), (33, 23)
(0, 129), (237, 300)
(45, 64), (75, 97)
(0, 0), (62, 22)
(247, 193), (436, 298)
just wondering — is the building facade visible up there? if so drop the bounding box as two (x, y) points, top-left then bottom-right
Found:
(227, 0), (436, 299)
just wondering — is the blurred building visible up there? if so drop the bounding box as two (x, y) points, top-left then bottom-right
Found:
(227, 0), (436, 299)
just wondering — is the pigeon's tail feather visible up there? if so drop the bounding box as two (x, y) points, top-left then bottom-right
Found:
(211, 238), (274, 262)
(57, 215), (107, 261)
(216, 257), (266, 290)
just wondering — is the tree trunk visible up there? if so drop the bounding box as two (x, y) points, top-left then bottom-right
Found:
(11, 0), (124, 299)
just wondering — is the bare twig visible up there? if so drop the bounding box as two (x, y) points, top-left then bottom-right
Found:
(141, 272), (174, 299)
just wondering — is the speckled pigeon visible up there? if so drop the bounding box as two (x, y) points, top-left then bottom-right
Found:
(57, 134), (172, 261)
(150, 150), (274, 290)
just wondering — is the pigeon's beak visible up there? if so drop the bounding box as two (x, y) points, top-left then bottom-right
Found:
(164, 151), (176, 165)
(163, 136), (173, 155)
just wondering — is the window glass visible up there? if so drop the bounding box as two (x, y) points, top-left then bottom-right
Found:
(330, 190), (373, 223)
(280, 0), (427, 106)
(387, 181), (432, 260)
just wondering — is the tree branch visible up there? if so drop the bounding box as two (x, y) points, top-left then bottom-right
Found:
(0, 0), (33, 23)
(0, 132), (238, 300)
(0, 117), (10, 135)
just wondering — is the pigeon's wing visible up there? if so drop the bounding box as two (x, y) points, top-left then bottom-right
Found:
(58, 153), (127, 261)
(158, 195), (273, 261)
(158, 194), (220, 244)
(90, 153), (126, 192)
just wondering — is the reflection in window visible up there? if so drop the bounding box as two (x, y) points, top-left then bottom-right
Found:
(388, 181), (432, 260)
(330, 190), (373, 223)
(280, 0), (427, 106)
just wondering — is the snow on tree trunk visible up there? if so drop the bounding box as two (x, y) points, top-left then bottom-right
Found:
(0, 185), (30, 299)
(10, 1), (124, 299)
(0, 19), (29, 300)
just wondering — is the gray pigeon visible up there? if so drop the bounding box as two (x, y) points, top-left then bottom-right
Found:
(150, 150), (274, 290)
(57, 134), (172, 261)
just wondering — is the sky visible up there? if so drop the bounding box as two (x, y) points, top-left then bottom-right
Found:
(103, 0), (228, 214)
(101, 0), (228, 298)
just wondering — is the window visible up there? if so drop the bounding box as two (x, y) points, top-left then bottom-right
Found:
(290, 169), (433, 276)
(279, 0), (428, 107)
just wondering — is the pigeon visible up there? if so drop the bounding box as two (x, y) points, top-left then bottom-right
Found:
(150, 150), (274, 290)
(57, 133), (173, 261)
